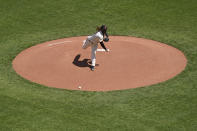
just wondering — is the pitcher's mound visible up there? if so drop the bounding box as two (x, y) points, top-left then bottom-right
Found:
(12, 36), (187, 91)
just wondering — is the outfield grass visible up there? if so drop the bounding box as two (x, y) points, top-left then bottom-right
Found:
(0, 0), (197, 130)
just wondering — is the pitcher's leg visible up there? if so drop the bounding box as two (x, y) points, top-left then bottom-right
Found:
(91, 44), (98, 70)
(82, 39), (91, 49)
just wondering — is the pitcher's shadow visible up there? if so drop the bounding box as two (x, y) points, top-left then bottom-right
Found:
(72, 54), (99, 69)
(72, 54), (91, 68)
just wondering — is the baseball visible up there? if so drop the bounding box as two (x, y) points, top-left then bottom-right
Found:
(78, 86), (82, 89)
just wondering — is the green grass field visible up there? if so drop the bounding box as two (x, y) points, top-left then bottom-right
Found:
(0, 0), (197, 130)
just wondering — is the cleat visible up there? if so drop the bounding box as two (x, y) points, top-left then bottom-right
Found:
(91, 66), (95, 71)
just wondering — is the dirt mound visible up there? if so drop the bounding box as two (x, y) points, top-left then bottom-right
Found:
(12, 36), (187, 91)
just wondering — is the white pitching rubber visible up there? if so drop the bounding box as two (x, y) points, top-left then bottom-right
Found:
(97, 49), (110, 52)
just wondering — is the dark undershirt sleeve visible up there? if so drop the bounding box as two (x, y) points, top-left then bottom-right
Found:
(100, 41), (107, 50)
(105, 32), (108, 38)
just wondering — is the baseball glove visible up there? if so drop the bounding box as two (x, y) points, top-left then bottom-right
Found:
(103, 37), (109, 42)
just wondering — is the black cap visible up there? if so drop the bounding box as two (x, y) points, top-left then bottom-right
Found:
(100, 25), (107, 34)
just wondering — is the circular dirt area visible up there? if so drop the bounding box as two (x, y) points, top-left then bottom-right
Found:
(13, 36), (187, 91)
